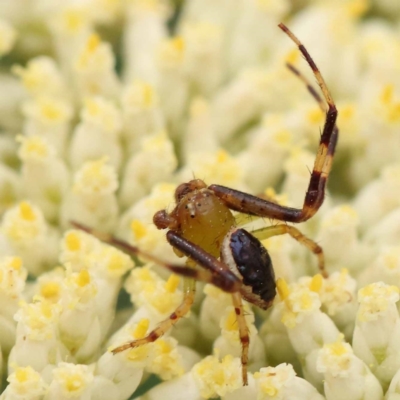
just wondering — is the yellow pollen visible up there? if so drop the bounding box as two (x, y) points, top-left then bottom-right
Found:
(309, 274), (323, 292)
(24, 138), (48, 157)
(85, 98), (100, 116)
(65, 232), (81, 251)
(65, 11), (83, 31)
(142, 83), (154, 107)
(224, 308), (238, 331)
(217, 149), (228, 163)
(285, 48), (299, 65)
(307, 107), (324, 124)
(380, 84), (394, 105)
(340, 105), (355, 120)
(300, 292), (313, 309)
(87, 34), (100, 52)
(15, 368), (29, 383)
(10, 257), (22, 270)
(131, 220), (147, 240)
(329, 341), (348, 356)
(156, 339), (173, 353)
(40, 302), (53, 319)
(65, 374), (84, 392)
(346, 0), (369, 17)
(171, 37), (185, 53)
(388, 103), (400, 123)
(19, 202), (36, 221)
(108, 253), (124, 271)
(276, 278), (290, 301)
(76, 270), (90, 287)
(133, 318), (149, 339)
(359, 284), (375, 297)
(165, 274), (180, 293)
(41, 104), (61, 121)
(41, 282), (61, 300)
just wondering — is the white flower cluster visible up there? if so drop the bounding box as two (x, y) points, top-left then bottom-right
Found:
(0, 0), (400, 399)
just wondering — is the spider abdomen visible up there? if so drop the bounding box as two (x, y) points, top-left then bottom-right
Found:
(222, 228), (276, 309)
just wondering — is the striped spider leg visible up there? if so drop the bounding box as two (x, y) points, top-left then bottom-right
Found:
(72, 23), (338, 387)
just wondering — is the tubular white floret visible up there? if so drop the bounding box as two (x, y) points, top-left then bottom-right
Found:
(353, 282), (400, 388)
(254, 363), (324, 400)
(123, 0), (168, 84)
(317, 336), (383, 400)
(0, 19), (16, 57)
(125, 265), (182, 320)
(3, 366), (47, 400)
(317, 205), (363, 273)
(69, 96), (123, 171)
(47, 362), (94, 400)
(319, 269), (358, 340)
(0, 201), (59, 276)
(74, 33), (121, 100)
(192, 354), (242, 399)
(61, 158), (119, 231)
(17, 135), (70, 222)
(121, 80), (165, 155)
(119, 131), (177, 207)
(276, 277), (340, 389)
(10, 298), (68, 377)
(21, 96), (73, 155)
(12, 56), (69, 99)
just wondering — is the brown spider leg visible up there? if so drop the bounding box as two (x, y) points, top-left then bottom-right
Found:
(71, 221), (241, 292)
(111, 276), (197, 352)
(251, 224), (326, 278)
(209, 24), (338, 223)
(231, 291), (250, 385)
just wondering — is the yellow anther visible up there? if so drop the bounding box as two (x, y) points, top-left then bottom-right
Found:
(41, 282), (61, 300)
(307, 107), (324, 124)
(300, 292), (313, 309)
(346, 0), (369, 17)
(310, 274), (323, 293)
(359, 284), (375, 297)
(380, 84), (394, 105)
(84, 98), (100, 116)
(108, 253), (124, 271)
(19, 202), (36, 221)
(65, 11), (83, 32)
(224, 308), (238, 331)
(216, 149), (228, 163)
(21, 136), (48, 158)
(133, 318), (150, 339)
(165, 274), (180, 293)
(340, 105), (355, 120)
(87, 34), (100, 52)
(276, 278), (290, 301)
(388, 103), (400, 123)
(41, 104), (61, 121)
(65, 232), (81, 251)
(15, 368), (29, 382)
(328, 336), (348, 356)
(142, 83), (154, 107)
(285, 48), (299, 65)
(156, 339), (173, 353)
(65, 374), (85, 393)
(131, 220), (147, 240)
(10, 257), (22, 270)
(171, 37), (185, 53)
(76, 270), (90, 287)
(40, 301), (53, 319)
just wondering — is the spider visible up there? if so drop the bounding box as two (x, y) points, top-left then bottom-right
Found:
(73, 23), (338, 386)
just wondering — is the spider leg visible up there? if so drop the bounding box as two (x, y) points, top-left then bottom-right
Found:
(71, 221), (241, 292)
(209, 24), (338, 223)
(111, 277), (196, 352)
(231, 292), (250, 386)
(251, 224), (326, 278)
